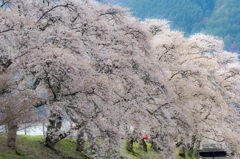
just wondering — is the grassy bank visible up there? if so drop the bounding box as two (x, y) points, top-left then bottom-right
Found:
(0, 133), (83, 159)
(0, 134), (198, 159)
(176, 148), (198, 159)
(121, 141), (161, 159)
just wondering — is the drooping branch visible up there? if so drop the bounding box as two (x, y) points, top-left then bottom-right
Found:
(146, 103), (169, 116)
(0, 27), (14, 34)
(37, 3), (76, 23)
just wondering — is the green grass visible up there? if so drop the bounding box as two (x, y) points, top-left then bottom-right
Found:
(121, 142), (199, 159)
(0, 134), (199, 159)
(0, 133), (84, 159)
(176, 148), (198, 159)
(121, 141), (161, 159)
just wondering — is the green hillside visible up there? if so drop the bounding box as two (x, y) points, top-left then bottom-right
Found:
(124, 0), (240, 52)
(125, 0), (215, 33)
(204, 0), (240, 52)
(0, 134), (84, 159)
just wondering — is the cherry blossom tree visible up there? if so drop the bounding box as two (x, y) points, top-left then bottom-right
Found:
(145, 19), (240, 157)
(0, 66), (42, 148)
(0, 0), (163, 157)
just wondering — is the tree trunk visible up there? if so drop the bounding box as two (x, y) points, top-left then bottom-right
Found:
(179, 145), (185, 158)
(151, 141), (159, 152)
(44, 109), (85, 149)
(44, 122), (83, 149)
(44, 114), (57, 148)
(187, 135), (196, 156)
(139, 138), (147, 152)
(44, 125), (69, 149)
(193, 139), (200, 156)
(44, 135), (56, 148)
(44, 110), (63, 149)
(149, 127), (159, 152)
(126, 137), (134, 153)
(7, 122), (18, 148)
(76, 130), (85, 151)
(176, 136), (183, 147)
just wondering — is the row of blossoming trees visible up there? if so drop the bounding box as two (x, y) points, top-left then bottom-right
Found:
(1, 0), (240, 158)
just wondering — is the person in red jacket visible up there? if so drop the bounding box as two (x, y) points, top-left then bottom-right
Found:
(143, 134), (149, 140)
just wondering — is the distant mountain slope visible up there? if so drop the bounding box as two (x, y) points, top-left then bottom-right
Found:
(125, 0), (216, 34)
(204, 0), (240, 52)
(118, 0), (240, 52)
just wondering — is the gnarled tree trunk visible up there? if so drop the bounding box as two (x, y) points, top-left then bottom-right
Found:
(44, 110), (63, 148)
(139, 138), (147, 152)
(7, 122), (18, 149)
(126, 137), (134, 153)
(76, 130), (85, 151)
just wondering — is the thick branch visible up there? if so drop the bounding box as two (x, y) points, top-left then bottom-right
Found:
(0, 28), (14, 34)
(37, 3), (75, 23)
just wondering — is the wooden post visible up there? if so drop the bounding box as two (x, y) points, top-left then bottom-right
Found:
(24, 122), (27, 135)
(43, 121), (45, 136)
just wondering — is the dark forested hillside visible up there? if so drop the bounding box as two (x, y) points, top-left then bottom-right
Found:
(125, 0), (216, 34)
(204, 0), (240, 52)
(116, 0), (240, 52)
